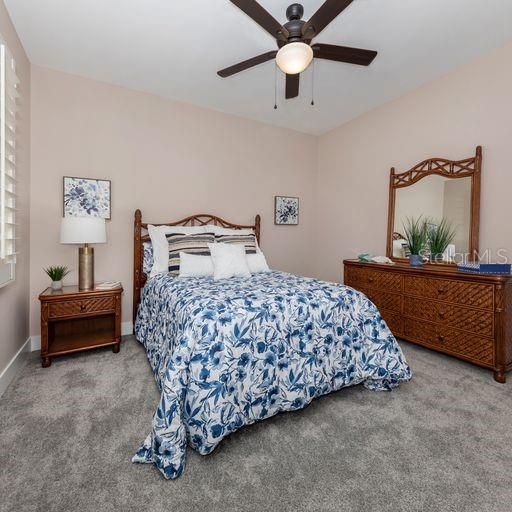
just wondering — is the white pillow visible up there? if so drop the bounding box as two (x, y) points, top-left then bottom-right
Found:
(148, 225), (210, 277)
(246, 252), (270, 273)
(178, 253), (214, 278)
(208, 243), (251, 280)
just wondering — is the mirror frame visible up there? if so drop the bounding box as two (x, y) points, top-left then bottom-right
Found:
(386, 146), (482, 263)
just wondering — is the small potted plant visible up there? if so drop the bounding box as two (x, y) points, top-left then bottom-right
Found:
(427, 218), (456, 262)
(44, 265), (70, 291)
(403, 216), (427, 267)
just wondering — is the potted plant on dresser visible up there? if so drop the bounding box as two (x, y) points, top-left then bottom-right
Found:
(403, 217), (427, 266)
(44, 265), (70, 291)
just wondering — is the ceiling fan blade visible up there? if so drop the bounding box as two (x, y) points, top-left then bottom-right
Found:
(229, 0), (289, 41)
(218, 51), (277, 78)
(302, 0), (354, 38)
(313, 44), (377, 66)
(285, 73), (300, 99)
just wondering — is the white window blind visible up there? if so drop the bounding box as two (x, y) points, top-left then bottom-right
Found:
(0, 38), (18, 287)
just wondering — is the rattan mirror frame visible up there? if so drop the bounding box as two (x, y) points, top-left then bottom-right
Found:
(386, 146), (482, 264)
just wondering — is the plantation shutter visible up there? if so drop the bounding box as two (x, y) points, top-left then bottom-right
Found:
(0, 38), (18, 287)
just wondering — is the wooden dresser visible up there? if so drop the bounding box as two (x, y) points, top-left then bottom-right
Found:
(344, 259), (512, 382)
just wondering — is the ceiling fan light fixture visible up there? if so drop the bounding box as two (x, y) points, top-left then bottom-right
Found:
(276, 42), (313, 75)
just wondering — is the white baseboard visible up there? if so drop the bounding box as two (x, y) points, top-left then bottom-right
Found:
(122, 321), (133, 336)
(0, 337), (31, 398)
(30, 335), (41, 351)
(29, 321), (133, 352)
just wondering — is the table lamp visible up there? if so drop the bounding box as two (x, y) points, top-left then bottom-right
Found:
(60, 216), (107, 290)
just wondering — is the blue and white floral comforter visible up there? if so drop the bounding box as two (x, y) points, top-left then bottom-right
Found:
(132, 271), (411, 479)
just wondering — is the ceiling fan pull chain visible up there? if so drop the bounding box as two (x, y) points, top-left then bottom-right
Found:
(311, 59), (315, 106)
(274, 62), (278, 110)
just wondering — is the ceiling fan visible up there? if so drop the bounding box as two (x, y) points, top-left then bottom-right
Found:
(218, 0), (377, 100)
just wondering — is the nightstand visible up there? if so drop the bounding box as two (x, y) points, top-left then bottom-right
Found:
(38, 285), (123, 367)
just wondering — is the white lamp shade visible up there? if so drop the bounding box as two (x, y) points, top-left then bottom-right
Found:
(276, 42), (313, 75)
(60, 216), (107, 244)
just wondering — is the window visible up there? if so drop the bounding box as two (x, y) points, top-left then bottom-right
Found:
(0, 38), (18, 287)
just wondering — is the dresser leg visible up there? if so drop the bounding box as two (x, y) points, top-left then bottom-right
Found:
(42, 357), (52, 368)
(112, 343), (120, 354)
(493, 370), (506, 383)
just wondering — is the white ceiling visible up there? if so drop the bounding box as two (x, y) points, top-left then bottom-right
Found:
(5, 0), (512, 135)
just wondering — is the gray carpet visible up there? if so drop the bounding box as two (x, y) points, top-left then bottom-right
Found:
(1, 336), (512, 512)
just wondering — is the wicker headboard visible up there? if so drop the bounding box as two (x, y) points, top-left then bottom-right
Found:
(133, 210), (261, 323)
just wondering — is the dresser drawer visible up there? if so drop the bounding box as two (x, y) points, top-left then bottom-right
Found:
(49, 296), (116, 319)
(344, 265), (367, 288)
(404, 297), (494, 337)
(404, 318), (494, 366)
(366, 269), (402, 292)
(380, 309), (403, 337)
(345, 266), (402, 292)
(365, 289), (402, 312)
(404, 276), (494, 310)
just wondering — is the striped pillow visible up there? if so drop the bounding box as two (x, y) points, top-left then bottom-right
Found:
(166, 232), (215, 276)
(215, 233), (257, 254)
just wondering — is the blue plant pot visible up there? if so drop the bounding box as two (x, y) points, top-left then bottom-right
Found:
(409, 254), (423, 267)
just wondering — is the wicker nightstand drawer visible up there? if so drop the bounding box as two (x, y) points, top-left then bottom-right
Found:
(49, 296), (115, 319)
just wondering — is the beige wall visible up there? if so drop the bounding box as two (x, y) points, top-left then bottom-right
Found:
(29, 66), (318, 334)
(21, 34), (512, 337)
(0, 2), (30, 374)
(316, 42), (512, 283)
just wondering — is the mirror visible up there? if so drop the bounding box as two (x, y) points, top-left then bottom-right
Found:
(393, 175), (472, 258)
(387, 147), (481, 263)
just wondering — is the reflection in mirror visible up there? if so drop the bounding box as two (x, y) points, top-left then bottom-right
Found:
(392, 176), (472, 260)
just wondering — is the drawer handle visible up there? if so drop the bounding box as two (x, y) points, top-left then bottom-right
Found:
(437, 334), (445, 343)
(438, 309), (446, 319)
(80, 303), (86, 312)
(437, 286), (446, 295)
(368, 277), (375, 283)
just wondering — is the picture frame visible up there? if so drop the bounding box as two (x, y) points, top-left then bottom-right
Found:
(63, 176), (111, 220)
(274, 196), (299, 225)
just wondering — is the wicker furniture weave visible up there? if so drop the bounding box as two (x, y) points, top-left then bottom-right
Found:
(39, 285), (123, 368)
(386, 146), (481, 263)
(344, 259), (512, 383)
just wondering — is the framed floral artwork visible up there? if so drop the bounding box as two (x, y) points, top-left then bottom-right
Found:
(63, 176), (111, 219)
(274, 196), (299, 225)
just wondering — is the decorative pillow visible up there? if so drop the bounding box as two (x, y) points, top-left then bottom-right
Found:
(208, 243), (251, 280)
(246, 252), (270, 273)
(166, 232), (215, 276)
(142, 242), (153, 275)
(215, 233), (257, 254)
(209, 227), (255, 236)
(178, 253), (214, 278)
(148, 225), (211, 277)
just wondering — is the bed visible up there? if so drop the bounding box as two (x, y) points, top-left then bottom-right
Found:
(131, 210), (412, 479)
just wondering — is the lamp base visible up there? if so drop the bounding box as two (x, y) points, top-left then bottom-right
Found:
(79, 245), (94, 291)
